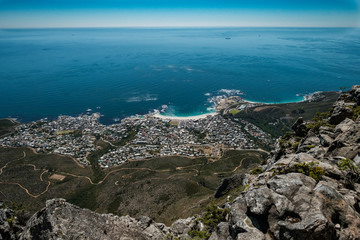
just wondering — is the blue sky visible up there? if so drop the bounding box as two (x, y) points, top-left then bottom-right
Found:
(0, 0), (359, 28)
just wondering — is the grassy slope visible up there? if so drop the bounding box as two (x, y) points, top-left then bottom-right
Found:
(228, 92), (339, 138)
(0, 147), (266, 225)
(0, 119), (17, 137)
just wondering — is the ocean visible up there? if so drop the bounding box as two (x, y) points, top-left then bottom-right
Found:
(0, 28), (359, 124)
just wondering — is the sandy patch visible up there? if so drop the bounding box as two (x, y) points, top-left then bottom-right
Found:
(253, 106), (278, 112)
(49, 174), (66, 181)
(153, 112), (217, 121)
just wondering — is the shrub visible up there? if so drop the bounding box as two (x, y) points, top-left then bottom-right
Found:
(351, 106), (360, 121)
(200, 204), (229, 231)
(292, 162), (324, 181)
(338, 158), (359, 173)
(338, 158), (360, 188)
(250, 167), (263, 175)
(188, 229), (211, 240)
(6, 217), (15, 226)
(292, 142), (300, 151)
(306, 111), (334, 133)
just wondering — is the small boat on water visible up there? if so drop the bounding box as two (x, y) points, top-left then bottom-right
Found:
(225, 37), (231, 40)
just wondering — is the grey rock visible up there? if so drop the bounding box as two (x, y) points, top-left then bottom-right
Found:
(334, 118), (355, 134)
(319, 133), (333, 147)
(292, 117), (308, 137)
(215, 174), (245, 198)
(19, 199), (167, 240)
(0, 206), (22, 240)
(329, 101), (354, 125)
(170, 217), (197, 236)
(351, 85), (360, 105)
(267, 173), (316, 199)
(209, 222), (231, 240)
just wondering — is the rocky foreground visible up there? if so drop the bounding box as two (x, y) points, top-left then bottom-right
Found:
(1, 86), (360, 240)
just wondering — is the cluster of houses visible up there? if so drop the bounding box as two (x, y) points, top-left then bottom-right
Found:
(97, 114), (273, 168)
(0, 110), (274, 168)
(0, 114), (106, 165)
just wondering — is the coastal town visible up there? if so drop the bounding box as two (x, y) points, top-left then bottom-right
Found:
(0, 95), (275, 168)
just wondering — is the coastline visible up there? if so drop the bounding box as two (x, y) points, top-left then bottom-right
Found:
(241, 91), (327, 105)
(1, 91), (331, 125)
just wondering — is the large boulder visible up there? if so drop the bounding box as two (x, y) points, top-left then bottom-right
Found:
(350, 85), (360, 105)
(227, 172), (360, 240)
(19, 199), (168, 240)
(291, 117), (308, 137)
(215, 174), (245, 198)
(329, 101), (354, 125)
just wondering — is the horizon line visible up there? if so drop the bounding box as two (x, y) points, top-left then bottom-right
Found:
(1, 26), (359, 30)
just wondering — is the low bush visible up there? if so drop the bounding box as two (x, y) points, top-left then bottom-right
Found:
(250, 167), (263, 175)
(292, 162), (324, 181)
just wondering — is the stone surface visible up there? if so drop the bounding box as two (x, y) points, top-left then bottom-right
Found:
(215, 174), (245, 198)
(291, 117), (308, 137)
(19, 199), (168, 240)
(329, 101), (354, 125)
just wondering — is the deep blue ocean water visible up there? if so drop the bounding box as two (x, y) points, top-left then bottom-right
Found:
(0, 28), (359, 124)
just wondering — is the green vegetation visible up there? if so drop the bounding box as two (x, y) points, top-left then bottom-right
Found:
(192, 129), (206, 141)
(6, 217), (15, 226)
(226, 92), (339, 138)
(306, 111), (334, 134)
(67, 185), (99, 210)
(200, 203), (229, 231)
(338, 158), (359, 173)
(56, 130), (75, 135)
(292, 142), (300, 151)
(188, 229), (211, 240)
(250, 167), (263, 175)
(87, 140), (111, 182)
(273, 161), (325, 182)
(0, 119), (16, 128)
(229, 109), (240, 115)
(292, 162), (324, 182)
(0, 119), (17, 137)
(351, 106), (360, 120)
(338, 158), (360, 188)
(189, 203), (230, 239)
(114, 128), (137, 146)
(0, 147), (266, 225)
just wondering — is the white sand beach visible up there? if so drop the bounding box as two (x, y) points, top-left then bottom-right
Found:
(153, 112), (217, 121)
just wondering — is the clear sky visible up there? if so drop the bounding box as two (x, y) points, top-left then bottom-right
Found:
(0, 0), (359, 28)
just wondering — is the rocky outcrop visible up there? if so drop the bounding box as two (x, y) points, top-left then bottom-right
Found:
(19, 199), (169, 240)
(328, 86), (360, 125)
(215, 174), (245, 198)
(0, 204), (22, 240)
(211, 87), (360, 240)
(291, 117), (307, 137)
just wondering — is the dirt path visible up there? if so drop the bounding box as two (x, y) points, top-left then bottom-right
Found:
(0, 151), (26, 175)
(0, 169), (50, 198)
(58, 167), (176, 185)
(213, 158), (246, 175)
(0, 181), (50, 198)
(28, 147), (85, 169)
(0, 151), (51, 199)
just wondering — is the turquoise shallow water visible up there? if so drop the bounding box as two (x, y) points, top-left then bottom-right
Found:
(0, 28), (359, 124)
